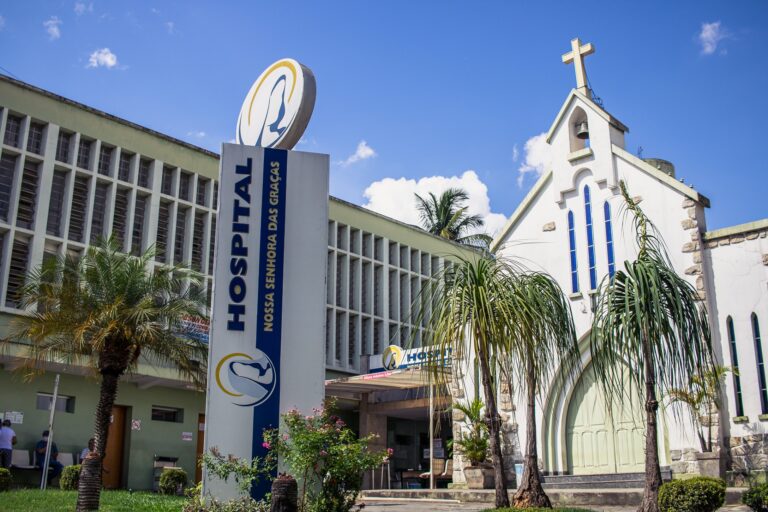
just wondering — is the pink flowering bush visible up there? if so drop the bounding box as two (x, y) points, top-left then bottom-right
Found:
(263, 399), (385, 512)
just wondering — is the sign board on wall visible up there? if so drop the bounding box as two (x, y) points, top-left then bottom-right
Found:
(203, 144), (328, 501)
(3, 411), (23, 424)
(369, 345), (452, 373)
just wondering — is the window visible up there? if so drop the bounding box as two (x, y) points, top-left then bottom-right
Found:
(68, 175), (90, 242)
(98, 146), (113, 176)
(151, 406), (183, 423)
(567, 210), (579, 293)
(138, 158), (152, 188)
(156, 200), (171, 262)
(77, 138), (92, 169)
(90, 182), (110, 243)
(179, 171), (191, 201)
(191, 211), (205, 271)
(3, 115), (22, 148)
(584, 186), (597, 290)
(726, 316), (744, 417)
(36, 393), (75, 413)
(113, 188), (130, 248)
(753, 313), (768, 414)
(47, 170), (68, 236)
(604, 201), (615, 277)
(162, 166), (174, 195)
(196, 177), (208, 206)
(174, 207), (188, 263)
(27, 122), (44, 155)
(131, 194), (147, 255)
(207, 215), (217, 275)
(5, 237), (29, 308)
(212, 182), (218, 210)
(56, 131), (72, 163)
(118, 152), (132, 182)
(0, 154), (17, 222)
(16, 160), (40, 230)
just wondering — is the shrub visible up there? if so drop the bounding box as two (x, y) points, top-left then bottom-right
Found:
(159, 468), (188, 496)
(0, 467), (11, 492)
(743, 482), (768, 511)
(59, 464), (81, 490)
(658, 476), (726, 512)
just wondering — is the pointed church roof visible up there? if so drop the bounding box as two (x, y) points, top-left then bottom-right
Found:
(545, 89), (629, 143)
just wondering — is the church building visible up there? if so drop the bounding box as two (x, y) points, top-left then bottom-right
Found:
(487, 38), (767, 484)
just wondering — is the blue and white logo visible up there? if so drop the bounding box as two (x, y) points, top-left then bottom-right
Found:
(215, 349), (277, 407)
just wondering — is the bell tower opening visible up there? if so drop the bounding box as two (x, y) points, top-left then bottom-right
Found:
(569, 107), (590, 152)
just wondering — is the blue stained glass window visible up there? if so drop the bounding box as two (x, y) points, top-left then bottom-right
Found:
(604, 201), (615, 277)
(568, 210), (578, 293)
(753, 313), (768, 414)
(726, 316), (744, 417)
(584, 186), (597, 289)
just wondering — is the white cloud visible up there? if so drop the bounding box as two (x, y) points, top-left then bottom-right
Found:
(0, 15), (5, 31)
(516, 132), (551, 187)
(150, 7), (160, 14)
(340, 140), (376, 166)
(187, 131), (206, 138)
(164, 21), (175, 34)
(74, 2), (93, 16)
(512, 144), (519, 163)
(43, 16), (62, 40)
(87, 48), (119, 69)
(698, 21), (728, 55)
(362, 170), (508, 237)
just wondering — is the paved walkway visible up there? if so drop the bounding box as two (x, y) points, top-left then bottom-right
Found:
(359, 498), (751, 512)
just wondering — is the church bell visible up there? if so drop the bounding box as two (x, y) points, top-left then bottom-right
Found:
(575, 120), (589, 139)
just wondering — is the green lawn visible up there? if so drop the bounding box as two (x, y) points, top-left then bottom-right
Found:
(1, 489), (185, 511)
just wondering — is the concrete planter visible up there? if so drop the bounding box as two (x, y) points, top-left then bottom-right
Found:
(694, 451), (723, 478)
(464, 466), (494, 489)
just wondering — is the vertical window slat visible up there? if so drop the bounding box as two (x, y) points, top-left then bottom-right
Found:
(568, 210), (579, 293)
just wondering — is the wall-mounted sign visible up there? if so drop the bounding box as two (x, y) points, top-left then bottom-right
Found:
(236, 58), (316, 150)
(370, 345), (452, 373)
(182, 432), (193, 442)
(131, 419), (141, 431)
(3, 411), (23, 424)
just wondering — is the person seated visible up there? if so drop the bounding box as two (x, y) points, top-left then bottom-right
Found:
(34, 430), (63, 484)
(80, 438), (95, 463)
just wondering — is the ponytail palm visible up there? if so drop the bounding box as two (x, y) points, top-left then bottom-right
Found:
(510, 272), (579, 509)
(6, 237), (208, 511)
(418, 256), (518, 508)
(590, 182), (713, 512)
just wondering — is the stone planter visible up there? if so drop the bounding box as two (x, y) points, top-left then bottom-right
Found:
(464, 466), (494, 489)
(694, 451), (723, 478)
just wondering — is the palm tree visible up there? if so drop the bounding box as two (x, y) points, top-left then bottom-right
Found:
(417, 256), (519, 508)
(666, 366), (731, 453)
(6, 237), (208, 511)
(590, 181), (714, 512)
(414, 188), (492, 249)
(509, 272), (579, 508)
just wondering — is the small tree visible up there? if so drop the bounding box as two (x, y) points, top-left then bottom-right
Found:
(5, 237), (208, 511)
(453, 399), (489, 466)
(590, 182), (714, 512)
(666, 366), (732, 452)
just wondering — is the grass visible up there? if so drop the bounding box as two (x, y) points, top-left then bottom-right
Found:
(1, 489), (185, 511)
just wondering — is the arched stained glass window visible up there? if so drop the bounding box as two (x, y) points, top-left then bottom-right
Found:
(604, 201), (615, 278)
(584, 186), (597, 289)
(567, 210), (578, 293)
(726, 316), (744, 417)
(753, 313), (768, 414)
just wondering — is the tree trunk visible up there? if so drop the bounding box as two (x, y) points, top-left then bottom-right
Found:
(638, 341), (662, 512)
(478, 345), (509, 508)
(513, 365), (551, 508)
(76, 371), (120, 511)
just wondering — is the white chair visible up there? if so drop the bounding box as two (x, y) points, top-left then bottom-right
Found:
(58, 453), (74, 467)
(11, 449), (35, 469)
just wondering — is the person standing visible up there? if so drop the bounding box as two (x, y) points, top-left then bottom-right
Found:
(34, 430), (63, 484)
(0, 419), (17, 468)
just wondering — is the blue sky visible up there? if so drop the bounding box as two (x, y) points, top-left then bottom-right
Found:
(1, 1), (766, 232)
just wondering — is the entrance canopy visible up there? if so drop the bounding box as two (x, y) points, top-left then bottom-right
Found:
(325, 367), (450, 395)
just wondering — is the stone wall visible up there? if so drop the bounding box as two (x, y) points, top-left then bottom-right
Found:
(727, 432), (768, 486)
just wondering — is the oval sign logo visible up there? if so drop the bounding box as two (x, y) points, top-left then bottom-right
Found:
(236, 58), (316, 150)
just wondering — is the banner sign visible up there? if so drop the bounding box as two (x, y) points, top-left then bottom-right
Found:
(369, 344), (452, 373)
(204, 145), (328, 500)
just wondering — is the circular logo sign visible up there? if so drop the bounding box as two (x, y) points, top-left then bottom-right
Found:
(236, 58), (316, 150)
(215, 349), (277, 407)
(382, 345), (403, 370)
